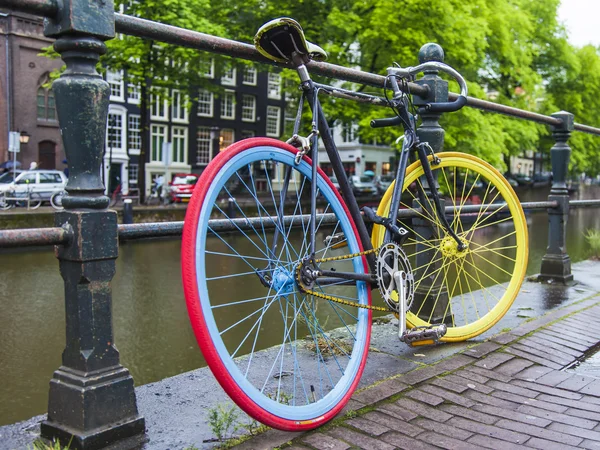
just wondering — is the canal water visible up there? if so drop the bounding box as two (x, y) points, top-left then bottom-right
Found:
(0, 185), (598, 426)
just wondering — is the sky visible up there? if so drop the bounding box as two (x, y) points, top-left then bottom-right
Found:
(558, 0), (600, 47)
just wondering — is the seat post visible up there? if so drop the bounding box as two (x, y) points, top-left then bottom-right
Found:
(292, 52), (312, 83)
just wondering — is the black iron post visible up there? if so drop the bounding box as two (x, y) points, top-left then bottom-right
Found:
(41, 1), (145, 448)
(539, 111), (575, 283)
(411, 43), (450, 322)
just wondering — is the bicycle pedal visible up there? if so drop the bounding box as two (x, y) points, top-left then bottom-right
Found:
(324, 232), (347, 249)
(401, 324), (447, 346)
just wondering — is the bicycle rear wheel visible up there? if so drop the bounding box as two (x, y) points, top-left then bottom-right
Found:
(50, 191), (65, 210)
(372, 152), (528, 341)
(182, 138), (371, 431)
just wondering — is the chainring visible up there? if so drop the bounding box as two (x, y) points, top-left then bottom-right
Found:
(376, 243), (414, 312)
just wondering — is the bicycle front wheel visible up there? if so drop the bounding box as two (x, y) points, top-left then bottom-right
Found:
(182, 138), (371, 431)
(50, 191), (65, 210)
(372, 152), (528, 341)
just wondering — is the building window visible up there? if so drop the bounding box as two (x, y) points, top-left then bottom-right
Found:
(221, 63), (236, 86)
(37, 87), (56, 121)
(267, 72), (282, 99)
(200, 58), (214, 78)
(171, 90), (188, 123)
(219, 129), (234, 152)
(221, 91), (235, 120)
(241, 130), (255, 140)
(150, 89), (168, 121)
(151, 124), (167, 162)
(242, 66), (257, 85)
(107, 112), (123, 150)
(342, 122), (357, 143)
(266, 106), (281, 137)
(127, 83), (140, 104)
(107, 70), (124, 102)
(241, 95), (256, 122)
(197, 89), (213, 117)
(172, 126), (188, 164)
(196, 127), (212, 165)
(128, 164), (139, 186)
(128, 114), (141, 153)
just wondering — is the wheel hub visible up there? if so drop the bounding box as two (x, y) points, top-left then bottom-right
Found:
(440, 235), (469, 259)
(272, 267), (296, 297)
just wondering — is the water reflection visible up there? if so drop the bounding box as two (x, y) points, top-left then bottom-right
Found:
(0, 185), (598, 425)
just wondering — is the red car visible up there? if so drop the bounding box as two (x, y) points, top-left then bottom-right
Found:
(169, 173), (198, 203)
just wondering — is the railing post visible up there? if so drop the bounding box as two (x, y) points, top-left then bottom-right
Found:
(411, 43), (450, 323)
(40, 1), (145, 448)
(539, 111), (575, 283)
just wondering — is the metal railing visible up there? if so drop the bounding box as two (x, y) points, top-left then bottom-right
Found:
(1, 0), (600, 448)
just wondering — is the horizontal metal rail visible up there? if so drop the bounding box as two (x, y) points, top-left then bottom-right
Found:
(6, 0), (600, 136)
(0, 226), (70, 248)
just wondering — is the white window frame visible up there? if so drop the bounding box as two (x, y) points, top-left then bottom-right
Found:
(241, 130), (255, 140)
(127, 83), (140, 104)
(150, 123), (167, 163)
(219, 129), (234, 152)
(196, 127), (212, 165)
(107, 70), (124, 102)
(241, 94), (256, 122)
(106, 106), (127, 154)
(128, 163), (139, 186)
(200, 58), (214, 78)
(150, 88), (169, 121)
(128, 114), (141, 155)
(266, 106), (281, 137)
(267, 72), (282, 99)
(242, 65), (257, 85)
(171, 126), (188, 164)
(171, 89), (189, 124)
(221, 63), (236, 86)
(220, 91), (236, 120)
(197, 89), (214, 117)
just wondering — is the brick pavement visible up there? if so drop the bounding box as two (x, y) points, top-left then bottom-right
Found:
(235, 295), (600, 449)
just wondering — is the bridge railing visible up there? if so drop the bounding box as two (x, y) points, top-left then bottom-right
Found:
(1, 0), (600, 448)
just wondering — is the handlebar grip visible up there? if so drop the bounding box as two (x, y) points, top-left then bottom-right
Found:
(422, 95), (467, 113)
(370, 116), (403, 128)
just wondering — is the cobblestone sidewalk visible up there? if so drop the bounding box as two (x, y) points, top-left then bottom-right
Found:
(236, 294), (600, 449)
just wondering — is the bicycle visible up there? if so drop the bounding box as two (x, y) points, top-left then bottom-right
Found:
(0, 186), (42, 210)
(181, 18), (528, 431)
(50, 190), (65, 210)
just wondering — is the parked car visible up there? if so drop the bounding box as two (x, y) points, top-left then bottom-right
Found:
(349, 175), (377, 196)
(0, 169), (67, 201)
(376, 174), (395, 195)
(0, 170), (23, 184)
(169, 173), (199, 203)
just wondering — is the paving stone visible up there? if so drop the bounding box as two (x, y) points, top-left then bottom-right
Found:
(464, 365), (512, 383)
(467, 433), (531, 450)
(464, 342), (502, 359)
(456, 368), (489, 385)
(418, 431), (482, 450)
(345, 417), (390, 436)
(581, 380), (600, 397)
(495, 418), (583, 446)
(534, 330), (590, 352)
(287, 446), (312, 450)
(404, 389), (444, 406)
(439, 404), (499, 425)
(561, 318), (600, 339)
(513, 365), (554, 381)
(474, 352), (514, 369)
(419, 384), (476, 407)
(399, 365), (448, 386)
(494, 358), (534, 376)
(504, 347), (563, 370)
(566, 407), (600, 422)
(487, 379), (539, 398)
(526, 335), (584, 358)
(328, 428), (395, 450)
(378, 431), (439, 450)
(441, 374), (493, 394)
(525, 437), (581, 450)
(376, 403), (418, 422)
(431, 377), (469, 393)
(511, 343), (574, 366)
(362, 411), (424, 437)
(434, 354), (476, 371)
(302, 433), (351, 450)
(491, 392), (568, 413)
(394, 398), (452, 422)
(447, 416), (528, 444)
(464, 390), (520, 410)
(491, 332), (519, 345)
(514, 338), (577, 362)
(548, 422), (600, 441)
(235, 429), (303, 450)
(537, 393), (600, 413)
(516, 404), (597, 429)
(545, 324), (598, 345)
(581, 439), (600, 450)
(583, 395), (600, 406)
(557, 374), (596, 392)
(411, 417), (473, 440)
(511, 379), (582, 400)
(472, 403), (551, 427)
(352, 378), (408, 405)
(535, 370), (576, 388)
(339, 399), (364, 416)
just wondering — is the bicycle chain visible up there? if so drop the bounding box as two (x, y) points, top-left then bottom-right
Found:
(295, 246), (394, 312)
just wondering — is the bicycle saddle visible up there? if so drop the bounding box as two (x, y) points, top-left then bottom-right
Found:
(254, 17), (328, 63)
